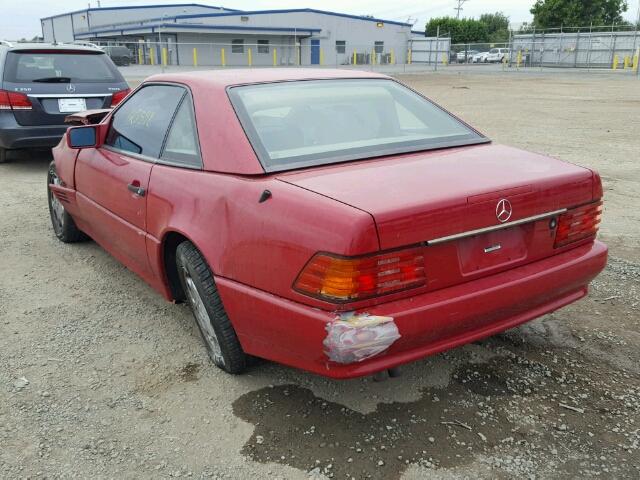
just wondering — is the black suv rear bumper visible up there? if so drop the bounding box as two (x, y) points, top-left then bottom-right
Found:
(0, 112), (68, 149)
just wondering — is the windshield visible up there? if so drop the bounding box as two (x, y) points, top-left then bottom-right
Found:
(228, 79), (488, 172)
(3, 51), (123, 83)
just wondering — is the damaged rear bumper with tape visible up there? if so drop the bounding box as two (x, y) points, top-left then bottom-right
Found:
(215, 241), (607, 379)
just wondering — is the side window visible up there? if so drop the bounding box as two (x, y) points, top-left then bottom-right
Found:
(105, 85), (185, 158)
(232, 39), (244, 53)
(335, 40), (346, 54)
(161, 95), (201, 168)
(257, 40), (269, 53)
(374, 41), (384, 54)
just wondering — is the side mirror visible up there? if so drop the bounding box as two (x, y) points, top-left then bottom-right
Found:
(67, 125), (97, 149)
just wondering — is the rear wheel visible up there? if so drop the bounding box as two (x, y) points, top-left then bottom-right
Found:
(176, 241), (247, 374)
(47, 161), (87, 242)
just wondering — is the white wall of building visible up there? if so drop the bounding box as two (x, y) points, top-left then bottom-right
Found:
(41, 7), (414, 64)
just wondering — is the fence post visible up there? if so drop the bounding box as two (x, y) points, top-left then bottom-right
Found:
(248, 48), (252, 67)
(221, 48), (226, 67)
(150, 47), (155, 65)
(586, 23), (593, 70)
(434, 25), (439, 72)
(192, 47), (198, 67)
(610, 22), (617, 68)
(574, 30), (580, 67)
(273, 47), (277, 66)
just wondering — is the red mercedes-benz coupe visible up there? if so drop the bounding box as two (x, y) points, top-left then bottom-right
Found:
(47, 69), (607, 379)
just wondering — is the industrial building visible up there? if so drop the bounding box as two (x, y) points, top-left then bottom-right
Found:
(40, 3), (428, 66)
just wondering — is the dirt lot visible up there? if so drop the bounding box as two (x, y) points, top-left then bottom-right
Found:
(1, 70), (639, 479)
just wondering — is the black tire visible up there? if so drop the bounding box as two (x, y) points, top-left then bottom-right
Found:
(176, 241), (247, 374)
(0, 147), (8, 163)
(47, 161), (87, 243)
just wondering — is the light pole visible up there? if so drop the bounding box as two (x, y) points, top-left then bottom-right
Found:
(454, 0), (468, 19)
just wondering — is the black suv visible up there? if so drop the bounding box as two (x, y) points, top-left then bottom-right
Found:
(0, 41), (129, 163)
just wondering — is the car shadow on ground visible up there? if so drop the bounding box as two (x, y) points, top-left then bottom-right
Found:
(230, 320), (639, 479)
(2, 149), (53, 170)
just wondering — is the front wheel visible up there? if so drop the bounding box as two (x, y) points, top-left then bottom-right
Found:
(176, 241), (247, 374)
(47, 161), (87, 242)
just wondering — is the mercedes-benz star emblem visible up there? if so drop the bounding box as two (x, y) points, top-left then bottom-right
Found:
(496, 199), (512, 223)
(66, 84), (76, 93)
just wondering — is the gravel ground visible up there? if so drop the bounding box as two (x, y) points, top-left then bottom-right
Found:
(1, 70), (639, 479)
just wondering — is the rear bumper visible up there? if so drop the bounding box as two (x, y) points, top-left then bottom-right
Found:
(217, 240), (608, 379)
(0, 112), (67, 149)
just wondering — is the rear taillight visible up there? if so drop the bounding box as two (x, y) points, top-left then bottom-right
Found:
(110, 88), (131, 107)
(294, 248), (426, 302)
(554, 200), (603, 248)
(0, 89), (32, 110)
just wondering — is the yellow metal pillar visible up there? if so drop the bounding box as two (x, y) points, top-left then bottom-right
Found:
(633, 48), (639, 72)
(390, 48), (395, 64)
(371, 48), (376, 65)
(352, 50), (357, 65)
(273, 48), (277, 66)
(221, 48), (226, 67)
(407, 48), (412, 64)
(612, 54), (619, 70)
(296, 46), (300, 65)
(248, 48), (252, 66)
(192, 48), (198, 67)
(517, 50), (522, 68)
(442, 53), (448, 65)
(150, 47), (155, 65)
(161, 47), (168, 66)
(138, 48), (143, 65)
(320, 48), (324, 65)
(623, 55), (630, 69)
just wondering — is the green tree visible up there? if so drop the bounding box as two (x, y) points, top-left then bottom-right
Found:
(530, 0), (629, 28)
(425, 17), (488, 43)
(479, 12), (511, 42)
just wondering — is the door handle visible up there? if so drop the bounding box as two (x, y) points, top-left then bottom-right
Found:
(127, 183), (146, 197)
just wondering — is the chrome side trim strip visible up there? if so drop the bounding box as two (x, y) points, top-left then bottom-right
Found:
(425, 208), (567, 246)
(28, 93), (111, 98)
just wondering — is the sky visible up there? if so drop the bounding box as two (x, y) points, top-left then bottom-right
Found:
(5, 0), (640, 39)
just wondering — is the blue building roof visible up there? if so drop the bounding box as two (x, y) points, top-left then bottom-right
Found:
(42, 5), (412, 28)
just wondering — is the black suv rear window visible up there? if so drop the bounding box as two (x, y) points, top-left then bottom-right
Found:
(3, 51), (122, 83)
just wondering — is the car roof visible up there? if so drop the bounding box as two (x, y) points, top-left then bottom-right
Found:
(0, 42), (104, 53)
(138, 69), (394, 175)
(146, 68), (391, 89)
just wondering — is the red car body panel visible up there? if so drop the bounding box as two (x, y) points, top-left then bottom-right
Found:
(49, 69), (608, 378)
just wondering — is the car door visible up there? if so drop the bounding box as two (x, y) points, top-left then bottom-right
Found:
(74, 83), (186, 278)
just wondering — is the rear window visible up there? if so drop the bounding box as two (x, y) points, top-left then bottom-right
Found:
(3, 51), (122, 83)
(228, 79), (488, 172)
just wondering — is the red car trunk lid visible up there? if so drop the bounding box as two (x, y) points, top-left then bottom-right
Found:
(278, 144), (595, 293)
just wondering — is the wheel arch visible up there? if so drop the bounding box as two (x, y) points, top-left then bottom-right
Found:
(161, 230), (197, 302)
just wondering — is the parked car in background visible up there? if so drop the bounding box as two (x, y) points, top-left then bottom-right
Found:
(472, 51), (490, 63)
(48, 69), (607, 379)
(486, 48), (510, 63)
(456, 50), (479, 63)
(104, 45), (133, 66)
(0, 41), (129, 163)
